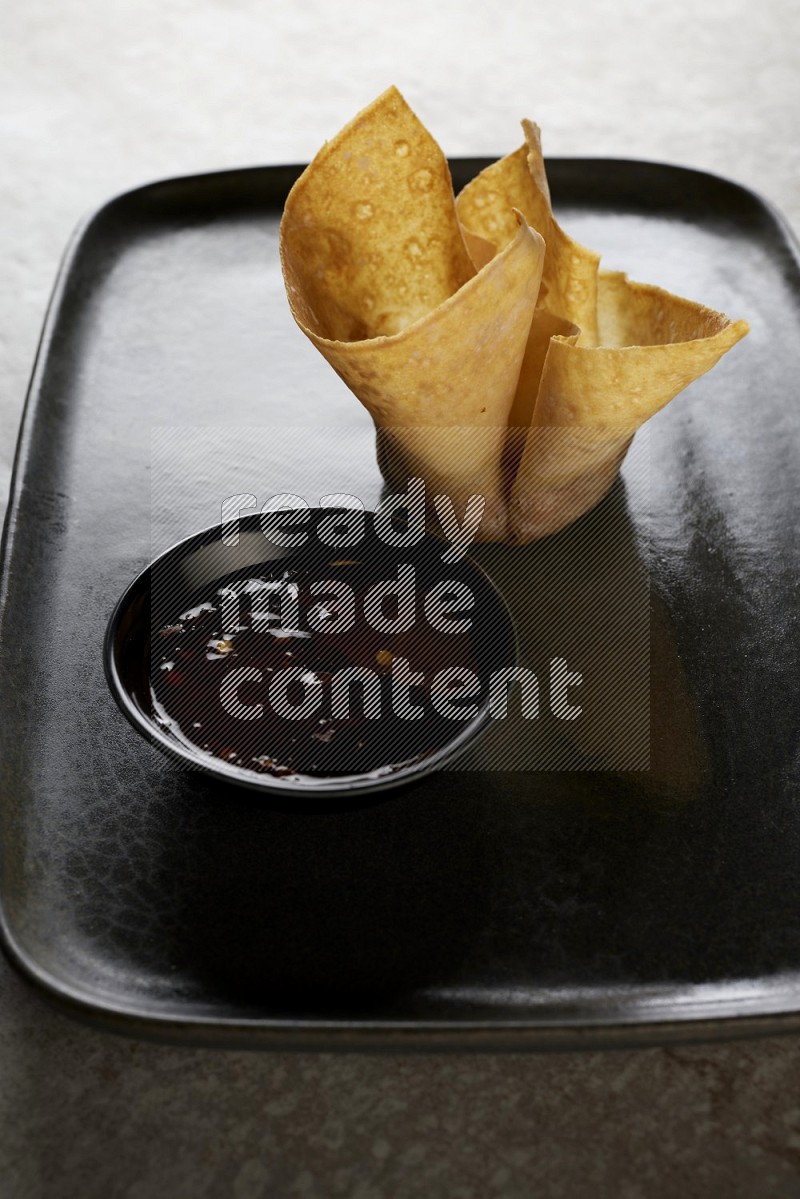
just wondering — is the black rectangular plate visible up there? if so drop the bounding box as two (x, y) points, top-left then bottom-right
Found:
(1, 159), (799, 1050)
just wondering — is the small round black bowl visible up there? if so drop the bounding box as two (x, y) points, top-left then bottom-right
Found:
(104, 509), (517, 803)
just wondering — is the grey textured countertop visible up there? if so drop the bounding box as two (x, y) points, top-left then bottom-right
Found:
(2, 1), (800, 1196)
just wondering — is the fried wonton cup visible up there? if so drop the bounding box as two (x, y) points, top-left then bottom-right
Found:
(457, 122), (601, 346)
(280, 87), (544, 538)
(508, 272), (749, 541)
(456, 140), (749, 541)
(280, 89), (749, 543)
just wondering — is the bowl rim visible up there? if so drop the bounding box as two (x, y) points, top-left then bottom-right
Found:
(103, 509), (519, 798)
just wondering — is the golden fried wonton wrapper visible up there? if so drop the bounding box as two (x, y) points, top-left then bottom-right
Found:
(508, 272), (750, 541)
(454, 125), (747, 541)
(281, 87), (475, 340)
(281, 88), (749, 544)
(281, 87), (545, 536)
(456, 126), (601, 345)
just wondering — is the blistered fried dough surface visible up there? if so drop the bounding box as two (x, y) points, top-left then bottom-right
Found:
(456, 132), (601, 346)
(509, 283), (749, 540)
(280, 88), (750, 544)
(281, 86), (474, 341)
(596, 270), (745, 349)
(287, 219), (545, 538)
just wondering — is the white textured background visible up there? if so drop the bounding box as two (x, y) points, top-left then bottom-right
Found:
(2, 2), (800, 1196)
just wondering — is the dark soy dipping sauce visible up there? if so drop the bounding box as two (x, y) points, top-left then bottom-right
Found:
(150, 553), (485, 782)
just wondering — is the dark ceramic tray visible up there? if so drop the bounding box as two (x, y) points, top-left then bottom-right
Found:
(1, 159), (799, 1050)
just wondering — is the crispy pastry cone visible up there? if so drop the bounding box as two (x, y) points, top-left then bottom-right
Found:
(509, 272), (750, 542)
(281, 88), (545, 537)
(456, 126), (600, 345)
(281, 86), (475, 340)
(282, 91), (749, 545)
(457, 125), (749, 543)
